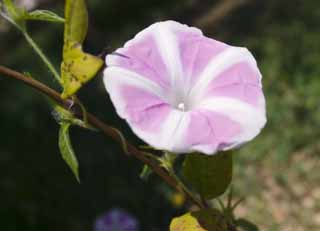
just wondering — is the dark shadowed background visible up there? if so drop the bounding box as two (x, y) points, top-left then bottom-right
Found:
(1, 0), (320, 230)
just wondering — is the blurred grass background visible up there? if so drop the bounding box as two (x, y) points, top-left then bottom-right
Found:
(0, 0), (320, 230)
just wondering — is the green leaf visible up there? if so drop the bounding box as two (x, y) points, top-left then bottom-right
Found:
(58, 122), (80, 182)
(61, 0), (103, 98)
(64, 0), (88, 44)
(3, 0), (21, 19)
(170, 209), (228, 231)
(3, 0), (26, 28)
(183, 151), (233, 199)
(23, 10), (65, 23)
(236, 218), (259, 231)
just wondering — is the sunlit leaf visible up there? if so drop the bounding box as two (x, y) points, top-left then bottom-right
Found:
(59, 122), (80, 182)
(23, 10), (65, 23)
(183, 151), (233, 199)
(61, 44), (103, 98)
(61, 0), (103, 98)
(170, 209), (228, 231)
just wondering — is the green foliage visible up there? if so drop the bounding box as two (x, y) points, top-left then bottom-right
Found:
(53, 105), (93, 129)
(2, 0), (26, 28)
(183, 152), (233, 199)
(23, 10), (65, 23)
(236, 218), (259, 231)
(170, 209), (228, 231)
(64, 0), (88, 44)
(2, 1), (64, 28)
(140, 164), (152, 181)
(1, 0), (320, 230)
(58, 122), (80, 182)
(61, 0), (103, 98)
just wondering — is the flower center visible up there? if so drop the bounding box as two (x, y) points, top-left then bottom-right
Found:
(177, 102), (186, 112)
(168, 86), (194, 112)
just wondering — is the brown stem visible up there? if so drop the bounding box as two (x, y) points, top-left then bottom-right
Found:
(0, 65), (204, 209)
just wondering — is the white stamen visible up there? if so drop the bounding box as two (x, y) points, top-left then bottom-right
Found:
(178, 102), (186, 111)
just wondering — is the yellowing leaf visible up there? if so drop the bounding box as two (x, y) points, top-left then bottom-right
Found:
(61, 43), (103, 98)
(170, 209), (228, 231)
(183, 151), (233, 200)
(61, 0), (103, 98)
(64, 0), (88, 43)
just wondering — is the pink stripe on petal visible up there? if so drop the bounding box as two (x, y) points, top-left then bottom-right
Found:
(120, 85), (171, 132)
(185, 109), (242, 154)
(204, 62), (263, 106)
(107, 34), (170, 90)
(177, 31), (228, 85)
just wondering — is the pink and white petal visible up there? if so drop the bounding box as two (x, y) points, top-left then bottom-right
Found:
(176, 29), (229, 87)
(104, 66), (171, 129)
(106, 29), (171, 90)
(193, 97), (266, 152)
(106, 21), (189, 92)
(104, 66), (191, 151)
(188, 47), (260, 106)
(182, 109), (243, 154)
(204, 61), (264, 107)
(131, 109), (189, 152)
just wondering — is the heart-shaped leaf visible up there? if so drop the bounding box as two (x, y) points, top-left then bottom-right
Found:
(61, 43), (103, 98)
(61, 0), (103, 98)
(183, 151), (233, 199)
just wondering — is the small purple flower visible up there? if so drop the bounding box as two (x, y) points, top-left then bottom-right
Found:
(94, 208), (139, 231)
(103, 21), (266, 155)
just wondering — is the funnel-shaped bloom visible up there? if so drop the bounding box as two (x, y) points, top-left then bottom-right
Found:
(103, 21), (266, 155)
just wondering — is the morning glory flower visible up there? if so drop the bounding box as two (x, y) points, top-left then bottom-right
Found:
(103, 21), (266, 155)
(94, 208), (139, 231)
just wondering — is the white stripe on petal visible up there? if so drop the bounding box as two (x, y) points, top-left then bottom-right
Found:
(152, 22), (184, 90)
(196, 97), (266, 149)
(104, 66), (166, 100)
(128, 109), (191, 153)
(188, 47), (258, 104)
(160, 110), (190, 152)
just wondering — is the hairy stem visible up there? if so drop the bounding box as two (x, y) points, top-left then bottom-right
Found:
(23, 32), (62, 84)
(0, 65), (204, 209)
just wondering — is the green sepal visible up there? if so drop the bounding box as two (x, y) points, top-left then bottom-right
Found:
(170, 209), (228, 231)
(58, 122), (80, 182)
(140, 164), (153, 181)
(53, 105), (95, 130)
(183, 151), (233, 200)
